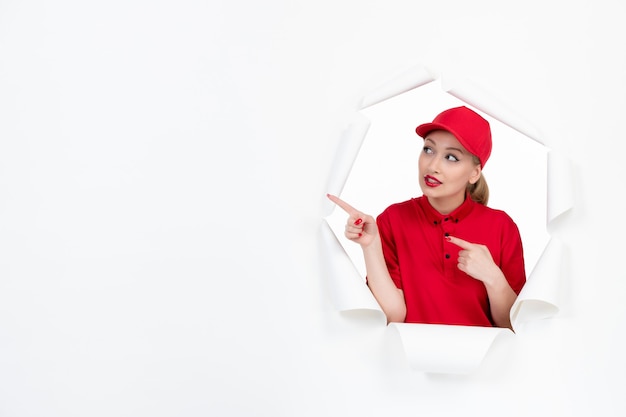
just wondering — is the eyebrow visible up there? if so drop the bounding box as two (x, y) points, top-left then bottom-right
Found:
(424, 137), (466, 154)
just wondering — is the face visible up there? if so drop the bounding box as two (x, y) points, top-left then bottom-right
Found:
(418, 130), (482, 214)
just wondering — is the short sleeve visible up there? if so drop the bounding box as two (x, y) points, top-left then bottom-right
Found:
(376, 209), (403, 290)
(499, 215), (527, 294)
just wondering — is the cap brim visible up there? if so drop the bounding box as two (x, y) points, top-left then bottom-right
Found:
(415, 122), (473, 160)
(416, 122), (462, 141)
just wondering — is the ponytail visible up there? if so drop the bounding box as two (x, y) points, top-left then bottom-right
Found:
(467, 155), (489, 205)
(467, 173), (489, 205)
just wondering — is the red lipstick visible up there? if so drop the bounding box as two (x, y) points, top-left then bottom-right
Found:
(424, 175), (442, 187)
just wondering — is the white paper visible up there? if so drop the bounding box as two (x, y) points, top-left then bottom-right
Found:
(510, 237), (565, 327)
(322, 113), (371, 217)
(547, 150), (575, 223)
(319, 219), (386, 322)
(389, 323), (513, 374)
(360, 64), (437, 109)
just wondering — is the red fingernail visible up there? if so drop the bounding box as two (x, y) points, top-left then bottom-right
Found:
(358, 233), (362, 237)
(354, 218), (363, 225)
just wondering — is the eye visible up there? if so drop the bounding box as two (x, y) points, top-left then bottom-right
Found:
(423, 146), (433, 154)
(445, 154), (459, 162)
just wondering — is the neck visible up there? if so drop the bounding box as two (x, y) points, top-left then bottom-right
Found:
(427, 194), (465, 215)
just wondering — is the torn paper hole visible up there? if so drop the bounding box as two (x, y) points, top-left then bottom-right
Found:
(323, 65), (573, 374)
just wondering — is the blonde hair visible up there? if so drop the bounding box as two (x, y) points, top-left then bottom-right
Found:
(467, 155), (489, 205)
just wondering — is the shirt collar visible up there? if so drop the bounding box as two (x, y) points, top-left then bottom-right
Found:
(417, 193), (476, 225)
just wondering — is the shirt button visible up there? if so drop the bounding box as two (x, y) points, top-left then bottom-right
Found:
(444, 232), (450, 237)
(444, 217), (449, 222)
(445, 254), (450, 259)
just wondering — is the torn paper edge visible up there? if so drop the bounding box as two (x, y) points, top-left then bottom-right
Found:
(322, 65), (574, 374)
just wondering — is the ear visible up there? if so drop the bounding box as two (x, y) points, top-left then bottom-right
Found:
(468, 164), (482, 185)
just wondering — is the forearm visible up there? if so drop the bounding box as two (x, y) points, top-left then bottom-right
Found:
(484, 270), (517, 329)
(362, 237), (406, 323)
(324, 194), (405, 323)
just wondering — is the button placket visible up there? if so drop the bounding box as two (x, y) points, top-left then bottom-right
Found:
(442, 219), (456, 277)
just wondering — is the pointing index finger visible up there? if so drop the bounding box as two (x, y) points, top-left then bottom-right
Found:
(326, 193), (359, 216)
(447, 235), (474, 249)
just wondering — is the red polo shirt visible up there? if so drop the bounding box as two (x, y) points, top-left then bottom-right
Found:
(376, 195), (526, 327)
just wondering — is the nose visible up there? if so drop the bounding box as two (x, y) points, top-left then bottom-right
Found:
(427, 155), (441, 174)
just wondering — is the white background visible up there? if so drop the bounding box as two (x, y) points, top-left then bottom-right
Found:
(0, 1), (624, 416)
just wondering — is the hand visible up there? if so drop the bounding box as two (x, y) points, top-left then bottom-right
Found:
(447, 236), (503, 287)
(326, 194), (378, 248)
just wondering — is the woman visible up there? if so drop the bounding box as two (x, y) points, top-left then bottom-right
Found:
(327, 106), (526, 329)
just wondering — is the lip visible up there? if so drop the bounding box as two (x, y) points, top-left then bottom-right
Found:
(424, 175), (442, 187)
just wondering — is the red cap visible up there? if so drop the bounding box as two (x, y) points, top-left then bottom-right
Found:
(415, 106), (492, 167)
